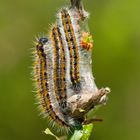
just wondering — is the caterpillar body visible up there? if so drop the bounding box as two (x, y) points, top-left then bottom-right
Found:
(33, 0), (110, 134)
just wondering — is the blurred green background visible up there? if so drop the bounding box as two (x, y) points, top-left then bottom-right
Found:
(0, 0), (140, 140)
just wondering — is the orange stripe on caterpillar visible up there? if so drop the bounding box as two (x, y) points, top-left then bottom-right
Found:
(51, 26), (67, 110)
(61, 9), (81, 91)
(55, 27), (67, 99)
(65, 10), (81, 89)
(35, 38), (69, 128)
(35, 38), (50, 112)
(61, 10), (75, 87)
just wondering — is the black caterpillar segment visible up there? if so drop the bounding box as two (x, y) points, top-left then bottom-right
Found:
(35, 38), (70, 130)
(51, 26), (68, 110)
(61, 9), (81, 91)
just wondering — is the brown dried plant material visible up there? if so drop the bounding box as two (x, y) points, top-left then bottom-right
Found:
(67, 88), (110, 120)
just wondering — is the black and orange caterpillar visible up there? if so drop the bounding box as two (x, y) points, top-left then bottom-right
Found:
(33, 0), (110, 134)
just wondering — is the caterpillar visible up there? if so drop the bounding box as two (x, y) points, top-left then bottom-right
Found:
(33, 0), (110, 135)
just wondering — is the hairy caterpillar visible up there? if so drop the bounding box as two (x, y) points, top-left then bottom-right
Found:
(33, 0), (110, 134)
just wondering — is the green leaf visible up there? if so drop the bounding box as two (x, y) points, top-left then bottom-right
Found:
(70, 129), (83, 140)
(70, 124), (93, 140)
(80, 124), (93, 140)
